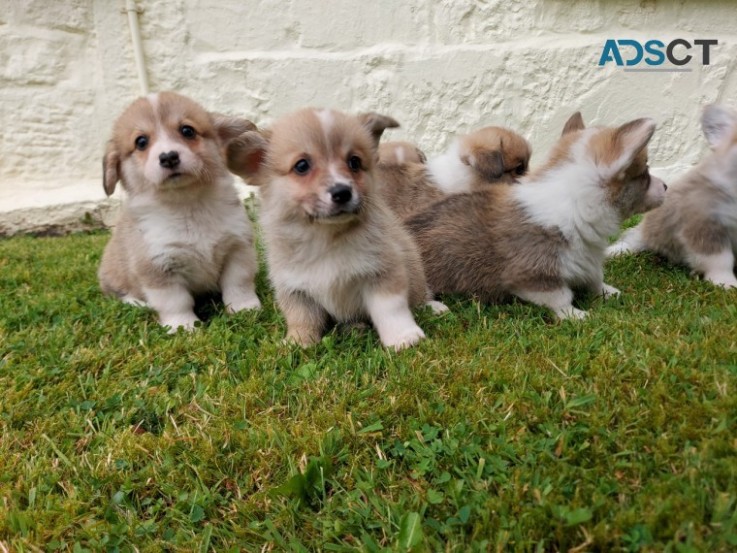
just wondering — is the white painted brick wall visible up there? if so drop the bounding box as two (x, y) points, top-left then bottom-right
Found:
(1, 0), (736, 232)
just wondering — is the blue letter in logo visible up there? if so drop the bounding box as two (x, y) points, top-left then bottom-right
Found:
(618, 39), (644, 66)
(644, 40), (665, 65)
(599, 39), (624, 66)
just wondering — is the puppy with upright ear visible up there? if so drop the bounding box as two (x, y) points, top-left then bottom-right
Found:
(228, 107), (446, 350)
(407, 115), (666, 320)
(98, 91), (262, 331)
(608, 103), (737, 288)
(561, 111), (585, 135)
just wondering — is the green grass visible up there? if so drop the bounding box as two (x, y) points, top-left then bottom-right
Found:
(1, 228), (736, 552)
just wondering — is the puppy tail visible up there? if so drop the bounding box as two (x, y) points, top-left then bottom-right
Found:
(606, 223), (646, 257)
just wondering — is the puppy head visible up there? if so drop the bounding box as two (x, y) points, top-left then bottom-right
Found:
(102, 91), (255, 196)
(701, 105), (737, 173)
(378, 141), (427, 165)
(457, 126), (531, 184)
(589, 117), (667, 217)
(228, 108), (382, 224)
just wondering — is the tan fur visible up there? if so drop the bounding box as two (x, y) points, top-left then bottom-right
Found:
(227, 108), (442, 350)
(407, 115), (665, 319)
(457, 126), (531, 185)
(98, 91), (260, 331)
(376, 162), (445, 219)
(378, 141), (427, 164)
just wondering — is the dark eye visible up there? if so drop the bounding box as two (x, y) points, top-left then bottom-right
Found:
(294, 158), (311, 175)
(180, 125), (196, 139)
(514, 163), (526, 176)
(135, 135), (148, 151)
(347, 155), (362, 173)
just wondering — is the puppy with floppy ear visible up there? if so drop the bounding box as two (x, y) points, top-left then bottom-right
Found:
(406, 112), (667, 320)
(608, 104), (737, 288)
(376, 125), (531, 220)
(99, 91), (262, 331)
(228, 108), (446, 350)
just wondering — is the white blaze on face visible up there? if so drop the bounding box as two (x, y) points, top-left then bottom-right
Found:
(142, 93), (200, 186)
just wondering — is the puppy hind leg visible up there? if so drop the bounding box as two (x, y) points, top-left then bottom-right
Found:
(220, 244), (261, 313)
(424, 287), (449, 314)
(514, 287), (587, 320)
(689, 249), (737, 288)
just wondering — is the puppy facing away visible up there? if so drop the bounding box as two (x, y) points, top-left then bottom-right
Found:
(99, 91), (261, 331)
(378, 140), (427, 164)
(608, 104), (737, 288)
(427, 126), (532, 193)
(377, 125), (531, 219)
(406, 113), (667, 320)
(227, 108), (446, 350)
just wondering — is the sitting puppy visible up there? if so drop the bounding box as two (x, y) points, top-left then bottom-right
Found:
(608, 104), (737, 288)
(405, 113), (667, 319)
(227, 108), (446, 350)
(99, 91), (261, 331)
(378, 126), (531, 219)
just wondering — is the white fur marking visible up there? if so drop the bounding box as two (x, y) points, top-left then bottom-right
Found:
(144, 284), (199, 332)
(316, 109), (334, 139)
(607, 224), (646, 257)
(514, 287), (587, 320)
(427, 140), (475, 194)
(689, 249), (737, 288)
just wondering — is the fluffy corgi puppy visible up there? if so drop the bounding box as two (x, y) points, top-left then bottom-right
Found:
(427, 126), (531, 194)
(378, 140), (427, 164)
(227, 108), (446, 350)
(608, 104), (737, 288)
(99, 91), (261, 331)
(406, 113), (667, 320)
(377, 126), (531, 219)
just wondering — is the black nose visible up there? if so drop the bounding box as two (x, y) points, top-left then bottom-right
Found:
(159, 151), (180, 169)
(329, 184), (353, 204)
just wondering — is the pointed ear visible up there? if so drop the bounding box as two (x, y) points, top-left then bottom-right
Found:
(562, 112), (585, 136)
(226, 130), (269, 182)
(701, 104), (737, 149)
(357, 112), (400, 146)
(211, 113), (258, 144)
(463, 150), (505, 180)
(609, 118), (656, 174)
(102, 142), (120, 196)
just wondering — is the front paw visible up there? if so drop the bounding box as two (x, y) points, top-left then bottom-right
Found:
(600, 283), (621, 299)
(425, 300), (450, 315)
(555, 306), (588, 320)
(284, 327), (321, 347)
(382, 324), (426, 351)
(160, 313), (200, 333)
(224, 290), (262, 313)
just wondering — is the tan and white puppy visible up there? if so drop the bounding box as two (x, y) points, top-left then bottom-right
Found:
(99, 91), (261, 331)
(377, 126), (531, 219)
(406, 113), (667, 319)
(427, 126), (531, 193)
(608, 105), (737, 288)
(227, 108), (446, 350)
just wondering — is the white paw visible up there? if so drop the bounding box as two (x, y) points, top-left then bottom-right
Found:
(160, 313), (200, 333)
(425, 300), (449, 315)
(605, 244), (627, 258)
(555, 307), (588, 320)
(122, 295), (147, 307)
(225, 293), (262, 313)
(382, 325), (426, 351)
(600, 284), (621, 299)
(705, 273), (737, 289)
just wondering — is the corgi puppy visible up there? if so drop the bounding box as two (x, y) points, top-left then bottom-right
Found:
(377, 126), (531, 219)
(405, 113), (667, 320)
(227, 108), (446, 350)
(99, 91), (261, 331)
(427, 126), (531, 194)
(378, 140), (427, 164)
(607, 104), (737, 287)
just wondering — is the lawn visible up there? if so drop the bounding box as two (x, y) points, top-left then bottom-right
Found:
(1, 223), (736, 552)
